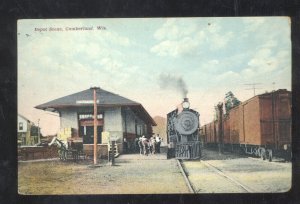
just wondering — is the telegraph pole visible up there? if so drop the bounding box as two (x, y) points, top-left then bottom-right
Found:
(272, 82), (276, 91)
(91, 87), (100, 165)
(38, 119), (40, 144)
(244, 83), (262, 96)
(217, 102), (223, 155)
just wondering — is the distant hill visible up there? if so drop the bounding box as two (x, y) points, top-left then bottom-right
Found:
(152, 116), (167, 144)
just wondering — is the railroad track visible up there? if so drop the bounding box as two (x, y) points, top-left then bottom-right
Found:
(200, 160), (254, 193)
(177, 159), (254, 193)
(177, 159), (196, 193)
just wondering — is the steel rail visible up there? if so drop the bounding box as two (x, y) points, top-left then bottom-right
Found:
(200, 160), (254, 193)
(176, 159), (195, 193)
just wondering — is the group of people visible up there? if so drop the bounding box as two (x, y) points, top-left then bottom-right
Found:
(136, 134), (162, 156)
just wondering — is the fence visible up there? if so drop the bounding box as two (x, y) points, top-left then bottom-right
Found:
(18, 146), (59, 161)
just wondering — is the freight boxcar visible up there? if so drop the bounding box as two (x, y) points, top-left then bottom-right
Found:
(201, 89), (291, 161)
(201, 121), (218, 148)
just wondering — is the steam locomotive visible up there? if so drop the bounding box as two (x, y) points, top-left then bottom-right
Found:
(167, 98), (202, 159)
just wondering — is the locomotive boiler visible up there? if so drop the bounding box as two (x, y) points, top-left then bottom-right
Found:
(167, 98), (202, 160)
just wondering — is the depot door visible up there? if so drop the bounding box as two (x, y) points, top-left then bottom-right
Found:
(79, 120), (103, 144)
(80, 125), (103, 144)
(78, 114), (104, 144)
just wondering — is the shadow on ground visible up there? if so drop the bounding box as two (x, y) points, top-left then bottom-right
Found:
(200, 148), (248, 161)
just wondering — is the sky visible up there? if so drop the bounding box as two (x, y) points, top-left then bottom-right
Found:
(18, 17), (291, 135)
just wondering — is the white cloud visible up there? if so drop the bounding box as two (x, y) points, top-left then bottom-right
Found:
(150, 37), (199, 57)
(100, 57), (124, 73)
(243, 17), (266, 32)
(241, 17), (290, 51)
(248, 48), (271, 67)
(18, 21), (139, 95)
(210, 32), (234, 50)
(206, 22), (222, 34)
(240, 68), (255, 78)
(216, 70), (240, 81)
(196, 59), (220, 74)
(151, 19), (234, 57)
(102, 30), (132, 46)
(240, 46), (290, 82)
(153, 18), (197, 41)
(262, 39), (278, 48)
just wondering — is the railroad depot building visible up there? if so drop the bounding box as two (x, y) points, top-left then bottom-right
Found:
(35, 88), (156, 156)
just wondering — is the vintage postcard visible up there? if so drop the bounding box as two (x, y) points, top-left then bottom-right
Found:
(17, 17), (291, 194)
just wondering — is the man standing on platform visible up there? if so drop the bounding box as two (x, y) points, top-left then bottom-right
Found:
(156, 134), (161, 153)
(123, 138), (128, 153)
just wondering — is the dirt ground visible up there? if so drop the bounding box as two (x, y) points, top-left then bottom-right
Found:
(18, 153), (190, 195)
(18, 149), (292, 194)
(182, 148), (292, 193)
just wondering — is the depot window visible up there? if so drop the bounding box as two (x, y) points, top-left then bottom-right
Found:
(78, 113), (103, 120)
(19, 122), (23, 130)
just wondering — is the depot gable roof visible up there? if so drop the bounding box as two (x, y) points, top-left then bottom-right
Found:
(35, 88), (156, 126)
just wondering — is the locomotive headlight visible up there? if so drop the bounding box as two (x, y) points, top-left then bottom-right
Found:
(182, 98), (190, 109)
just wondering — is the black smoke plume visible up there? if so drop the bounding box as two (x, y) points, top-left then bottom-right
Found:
(159, 73), (188, 98)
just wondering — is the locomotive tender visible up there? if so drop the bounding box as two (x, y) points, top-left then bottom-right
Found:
(167, 98), (202, 160)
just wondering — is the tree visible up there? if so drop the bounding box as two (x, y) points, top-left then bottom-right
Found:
(224, 91), (241, 114)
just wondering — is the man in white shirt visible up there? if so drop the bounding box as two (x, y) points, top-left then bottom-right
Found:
(155, 134), (161, 153)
